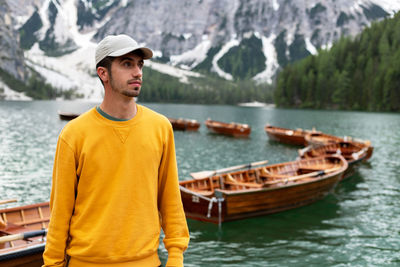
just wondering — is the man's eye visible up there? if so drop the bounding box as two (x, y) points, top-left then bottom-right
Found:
(123, 62), (132, 67)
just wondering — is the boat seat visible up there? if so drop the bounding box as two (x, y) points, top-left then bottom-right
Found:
(325, 149), (341, 154)
(193, 190), (214, 197)
(224, 181), (263, 189)
(0, 217), (6, 230)
(297, 167), (323, 174)
(259, 172), (291, 180)
(13, 218), (49, 226)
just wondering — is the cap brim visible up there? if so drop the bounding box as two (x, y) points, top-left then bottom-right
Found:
(109, 47), (153, 59)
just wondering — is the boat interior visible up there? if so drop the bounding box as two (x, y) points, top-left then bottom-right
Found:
(0, 203), (49, 250)
(180, 157), (343, 196)
(304, 142), (364, 161)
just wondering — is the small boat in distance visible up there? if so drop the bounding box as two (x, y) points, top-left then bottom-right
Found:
(264, 124), (319, 146)
(305, 131), (345, 146)
(180, 155), (347, 224)
(0, 201), (50, 267)
(237, 101), (269, 107)
(58, 111), (80, 121)
(168, 118), (200, 131)
(298, 141), (369, 179)
(265, 125), (373, 159)
(305, 132), (373, 160)
(205, 119), (251, 138)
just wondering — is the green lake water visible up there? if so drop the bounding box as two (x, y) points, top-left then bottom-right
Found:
(0, 100), (399, 266)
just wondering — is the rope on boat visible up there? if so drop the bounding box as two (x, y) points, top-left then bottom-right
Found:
(206, 197), (225, 227)
(298, 146), (311, 156)
(207, 198), (216, 217)
(180, 186), (225, 225)
(352, 147), (368, 160)
(218, 198), (223, 227)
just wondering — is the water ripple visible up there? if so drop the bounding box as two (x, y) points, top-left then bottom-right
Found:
(1, 101), (400, 266)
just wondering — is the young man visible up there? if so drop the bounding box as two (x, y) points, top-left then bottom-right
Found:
(43, 34), (190, 267)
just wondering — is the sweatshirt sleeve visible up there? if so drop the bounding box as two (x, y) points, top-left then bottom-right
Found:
(158, 125), (190, 267)
(42, 137), (78, 267)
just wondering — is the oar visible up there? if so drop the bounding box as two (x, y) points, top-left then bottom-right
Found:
(298, 146), (312, 157)
(0, 229), (47, 244)
(263, 166), (343, 187)
(190, 160), (269, 179)
(351, 147), (368, 160)
(0, 199), (17, 205)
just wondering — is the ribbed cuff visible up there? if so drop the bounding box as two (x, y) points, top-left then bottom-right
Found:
(166, 247), (184, 266)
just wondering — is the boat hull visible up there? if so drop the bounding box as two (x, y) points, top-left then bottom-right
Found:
(205, 119), (251, 138)
(58, 111), (80, 121)
(181, 156), (347, 224)
(168, 118), (200, 131)
(265, 131), (306, 146)
(0, 243), (45, 267)
(264, 125), (315, 146)
(181, 171), (343, 223)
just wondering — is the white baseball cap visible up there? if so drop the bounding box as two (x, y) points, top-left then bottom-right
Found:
(95, 34), (153, 65)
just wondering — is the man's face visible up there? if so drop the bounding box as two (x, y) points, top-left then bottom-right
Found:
(109, 52), (144, 98)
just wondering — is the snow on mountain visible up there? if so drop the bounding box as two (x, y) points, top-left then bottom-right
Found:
(13, 0), (203, 100)
(2, 0), (400, 100)
(25, 31), (202, 99)
(25, 40), (103, 100)
(212, 39), (240, 81)
(75, 0), (400, 81)
(253, 34), (279, 84)
(0, 80), (31, 100)
(93, 0), (400, 81)
(170, 37), (211, 70)
(146, 61), (203, 83)
(372, 0), (400, 14)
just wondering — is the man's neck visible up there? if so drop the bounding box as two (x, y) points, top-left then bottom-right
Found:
(100, 97), (137, 120)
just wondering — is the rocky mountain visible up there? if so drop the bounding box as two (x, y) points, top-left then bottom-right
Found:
(1, 0), (400, 99)
(94, 0), (399, 82)
(0, 1), (32, 99)
(0, 1), (25, 91)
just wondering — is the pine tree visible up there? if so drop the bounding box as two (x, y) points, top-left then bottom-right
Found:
(274, 11), (400, 111)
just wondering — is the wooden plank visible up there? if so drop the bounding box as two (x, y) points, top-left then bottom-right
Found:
(0, 200), (17, 206)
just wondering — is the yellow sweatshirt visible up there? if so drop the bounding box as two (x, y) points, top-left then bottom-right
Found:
(43, 105), (189, 266)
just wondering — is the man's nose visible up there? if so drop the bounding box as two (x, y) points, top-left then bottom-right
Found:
(132, 66), (142, 77)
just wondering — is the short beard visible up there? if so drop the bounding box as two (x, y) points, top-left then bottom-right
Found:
(121, 88), (140, 97)
(110, 76), (141, 98)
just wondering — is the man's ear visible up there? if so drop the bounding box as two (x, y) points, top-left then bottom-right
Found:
(97, 67), (109, 83)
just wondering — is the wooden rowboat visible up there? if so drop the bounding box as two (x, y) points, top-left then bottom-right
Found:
(180, 155), (347, 224)
(0, 202), (50, 267)
(264, 125), (373, 160)
(168, 118), (200, 131)
(304, 131), (341, 145)
(264, 124), (319, 146)
(58, 111), (80, 121)
(298, 142), (368, 179)
(205, 119), (251, 138)
(305, 132), (373, 160)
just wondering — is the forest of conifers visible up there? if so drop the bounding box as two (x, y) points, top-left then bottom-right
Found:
(274, 12), (400, 112)
(140, 68), (274, 105)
